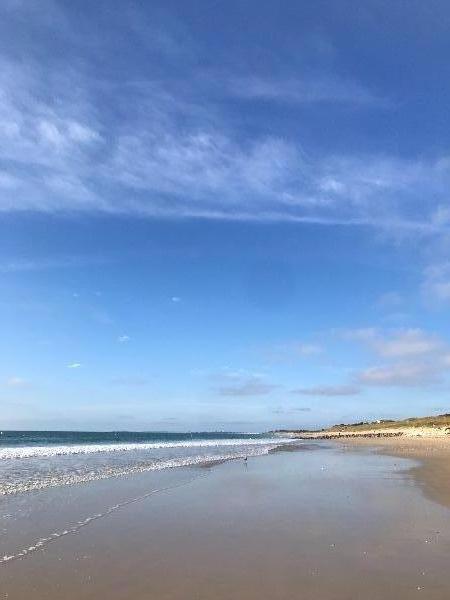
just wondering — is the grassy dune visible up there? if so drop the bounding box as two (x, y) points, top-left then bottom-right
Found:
(328, 414), (450, 432)
(276, 414), (450, 437)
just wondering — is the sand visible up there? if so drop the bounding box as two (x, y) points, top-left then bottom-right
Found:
(337, 435), (450, 510)
(2, 443), (450, 599)
(291, 425), (450, 440)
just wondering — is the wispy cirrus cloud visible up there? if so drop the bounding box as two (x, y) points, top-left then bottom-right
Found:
(0, 56), (102, 212)
(217, 380), (278, 397)
(262, 341), (323, 363)
(0, 255), (108, 273)
(343, 328), (444, 359)
(344, 327), (450, 388)
(286, 328), (450, 391)
(2, 0), (450, 243)
(228, 75), (392, 108)
(376, 291), (403, 310)
(272, 406), (312, 414)
(5, 376), (28, 387)
(291, 385), (361, 397)
(355, 363), (439, 387)
(1, 48), (450, 235)
(211, 369), (279, 397)
(109, 376), (149, 387)
(422, 263), (450, 304)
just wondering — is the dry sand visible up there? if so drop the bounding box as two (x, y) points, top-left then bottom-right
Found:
(292, 425), (450, 440)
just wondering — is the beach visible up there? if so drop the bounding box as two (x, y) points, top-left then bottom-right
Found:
(337, 435), (450, 511)
(2, 440), (450, 599)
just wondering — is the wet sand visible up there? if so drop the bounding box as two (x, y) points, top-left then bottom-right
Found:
(2, 443), (450, 599)
(338, 436), (450, 511)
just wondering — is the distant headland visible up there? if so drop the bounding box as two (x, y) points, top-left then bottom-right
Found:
(276, 413), (450, 440)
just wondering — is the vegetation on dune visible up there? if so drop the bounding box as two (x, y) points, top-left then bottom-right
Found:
(277, 414), (450, 434)
(327, 414), (450, 432)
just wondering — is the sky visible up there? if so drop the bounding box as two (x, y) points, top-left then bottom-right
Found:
(2, 0), (450, 431)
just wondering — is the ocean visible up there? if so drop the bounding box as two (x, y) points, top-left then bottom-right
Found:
(0, 430), (294, 496)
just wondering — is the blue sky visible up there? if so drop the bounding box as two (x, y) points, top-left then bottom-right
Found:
(2, 0), (450, 431)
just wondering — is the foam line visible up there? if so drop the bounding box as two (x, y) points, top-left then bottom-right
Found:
(0, 444), (288, 496)
(0, 438), (293, 460)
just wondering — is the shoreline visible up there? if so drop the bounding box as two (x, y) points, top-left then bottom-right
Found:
(0, 435), (296, 498)
(3, 440), (450, 598)
(335, 435), (450, 510)
(280, 423), (450, 511)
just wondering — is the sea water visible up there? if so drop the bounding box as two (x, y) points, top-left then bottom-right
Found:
(0, 430), (294, 495)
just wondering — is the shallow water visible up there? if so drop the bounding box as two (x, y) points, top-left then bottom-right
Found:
(2, 443), (450, 599)
(0, 431), (292, 495)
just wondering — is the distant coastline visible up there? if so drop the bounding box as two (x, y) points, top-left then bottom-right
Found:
(276, 413), (450, 440)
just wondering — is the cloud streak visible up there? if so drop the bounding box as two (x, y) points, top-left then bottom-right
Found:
(6, 376), (28, 387)
(344, 328), (444, 359)
(109, 376), (149, 387)
(355, 363), (439, 387)
(291, 385), (361, 396)
(0, 52), (450, 235)
(263, 341), (323, 363)
(217, 380), (279, 397)
(0, 256), (108, 273)
(345, 327), (450, 388)
(422, 263), (450, 304)
(211, 369), (279, 397)
(229, 75), (392, 108)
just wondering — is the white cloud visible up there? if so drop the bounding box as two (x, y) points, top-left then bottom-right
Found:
(291, 343), (322, 356)
(6, 376), (27, 387)
(0, 256), (107, 273)
(345, 327), (450, 388)
(376, 291), (403, 309)
(211, 369), (279, 397)
(217, 380), (278, 397)
(291, 385), (360, 396)
(273, 406), (312, 414)
(0, 57), (449, 233)
(342, 327), (378, 343)
(117, 335), (131, 343)
(229, 75), (391, 108)
(67, 362), (82, 369)
(374, 329), (443, 359)
(422, 263), (450, 304)
(344, 328), (444, 359)
(110, 376), (149, 386)
(263, 341), (323, 363)
(356, 363), (438, 387)
(0, 57), (102, 213)
(431, 204), (450, 226)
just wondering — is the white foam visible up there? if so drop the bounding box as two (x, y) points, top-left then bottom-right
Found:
(0, 442), (294, 496)
(0, 437), (294, 460)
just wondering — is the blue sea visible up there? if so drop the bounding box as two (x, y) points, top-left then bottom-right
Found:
(0, 430), (294, 496)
